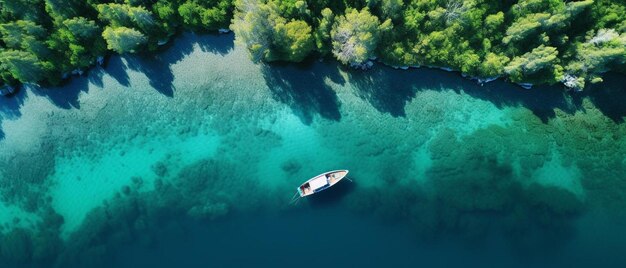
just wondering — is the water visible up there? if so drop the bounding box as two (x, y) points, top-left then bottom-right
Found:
(1, 33), (626, 267)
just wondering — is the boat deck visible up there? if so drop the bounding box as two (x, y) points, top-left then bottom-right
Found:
(298, 170), (349, 197)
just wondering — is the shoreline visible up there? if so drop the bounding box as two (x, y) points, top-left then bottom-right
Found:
(0, 31), (626, 267)
(2, 32), (604, 101)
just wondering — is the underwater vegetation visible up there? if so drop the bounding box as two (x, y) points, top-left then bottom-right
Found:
(1, 34), (626, 267)
(1, 157), (264, 267)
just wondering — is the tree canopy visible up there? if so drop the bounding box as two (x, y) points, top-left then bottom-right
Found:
(0, 0), (624, 91)
(331, 8), (391, 66)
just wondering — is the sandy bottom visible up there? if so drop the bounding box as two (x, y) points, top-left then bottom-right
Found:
(0, 33), (625, 267)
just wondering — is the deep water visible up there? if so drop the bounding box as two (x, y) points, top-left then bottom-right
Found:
(1, 33), (626, 268)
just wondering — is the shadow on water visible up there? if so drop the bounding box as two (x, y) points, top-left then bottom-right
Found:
(346, 65), (419, 117)
(260, 58), (626, 123)
(112, 32), (234, 98)
(345, 65), (587, 122)
(30, 74), (94, 110)
(191, 32), (234, 56)
(16, 32), (235, 111)
(307, 179), (356, 208)
(125, 55), (176, 97)
(261, 60), (344, 125)
(0, 88), (27, 140)
(584, 73), (626, 123)
(346, 64), (626, 123)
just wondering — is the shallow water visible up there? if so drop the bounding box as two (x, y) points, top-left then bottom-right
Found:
(1, 33), (626, 267)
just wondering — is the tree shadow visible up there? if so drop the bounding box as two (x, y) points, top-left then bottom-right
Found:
(0, 88), (28, 140)
(0, 86), (26, 118)
(194, 32), (235, 56)
(102, 56), (131, 88)
(346, 65), (589, 123)
(124, 55), (175, 97)
(119, 32), (235, 98)
(345, 65), (419, 117)
(261, 60), (345, 125)
(583, 72), (626, 123)
(30, 76), (91, 110)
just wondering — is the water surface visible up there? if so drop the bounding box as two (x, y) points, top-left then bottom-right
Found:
(1, 33), (626, 267)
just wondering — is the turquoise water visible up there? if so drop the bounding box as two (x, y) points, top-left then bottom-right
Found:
(1, 33), (626, 267)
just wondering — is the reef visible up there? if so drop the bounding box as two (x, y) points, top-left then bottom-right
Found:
(50, 157), (264, 267)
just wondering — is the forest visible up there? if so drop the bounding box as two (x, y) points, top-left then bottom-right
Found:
(0, 0), (624, 91)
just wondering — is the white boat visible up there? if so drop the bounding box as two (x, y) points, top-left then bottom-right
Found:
(294, 170), (349, 200)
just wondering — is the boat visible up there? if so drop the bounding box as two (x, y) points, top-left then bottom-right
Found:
(290, 170), (349, 203)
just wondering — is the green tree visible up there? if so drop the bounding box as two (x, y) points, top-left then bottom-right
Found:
(331, 8), (391, 66)
(0, 50), (52, 83)
(231, 0), (273, 62)
(97, 3), (156, 33)
(504, 45), (561, 83)
(484, 12), (504, 38)
(179, 0), (233, 30)
(503, 13), (550, 44)
(102, 26), (147, 53)
(380, 0), (404, 21)
(97, 3), (134, 27)
(44, 0), (91, 20)
(0, 20), (51, 59)
(179, 2), (205, 28)
(0, 0), (47, 22)
(478, 53), (510, 78)
(564, 29), (626, 89)
(271, 20), (314, 62)
(314, 8), (334, 55)
(56, 17), (106, 68)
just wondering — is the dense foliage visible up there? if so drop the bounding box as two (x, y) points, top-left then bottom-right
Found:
(233, 0), (626, 90)
(0, 0), (625, 90)
(0, 0), (234, 88)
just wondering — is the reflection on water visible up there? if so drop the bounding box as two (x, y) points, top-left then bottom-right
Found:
(0, 33), (626, 267)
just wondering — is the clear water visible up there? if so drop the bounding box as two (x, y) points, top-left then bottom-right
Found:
(1, 33), (626, 267)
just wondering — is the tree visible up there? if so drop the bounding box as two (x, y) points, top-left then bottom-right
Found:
(504, 45), (560, 82)
(152, 0), (178, 23)
(97, 3), (156, 33)
(0, 0), (47, 22)
(503, 13), (550, 44)
(97, 3), (134, 27)
(179, 2), (205, 28)
(0, 20), (46, 49)
(381, 0), (404, 21)
(178, 0), (233, 30)
(231, 0), (273, 62)
(314, 8), (334, 55)
(0, 20), (51, 60)
(0, 50), (52, 83)
(232, 0), (313, 62)
(478, 53), (510, 78)
(102, 26), (147, 53)
(564, 29), (626, 89)
(61, 17), (100, 42)
(273, 0), (309, 18)
(44, 0), (91, 20)
(331, 8), (391, 66)
(271, 20), (314, 62)
(56, 17), (106, 68)
(484, 12), (504, 36)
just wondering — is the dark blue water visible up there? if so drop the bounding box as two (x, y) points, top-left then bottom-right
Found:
(1, 33), (626, 268)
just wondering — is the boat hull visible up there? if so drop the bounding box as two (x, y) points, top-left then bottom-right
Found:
(297, 170), (349, 197)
